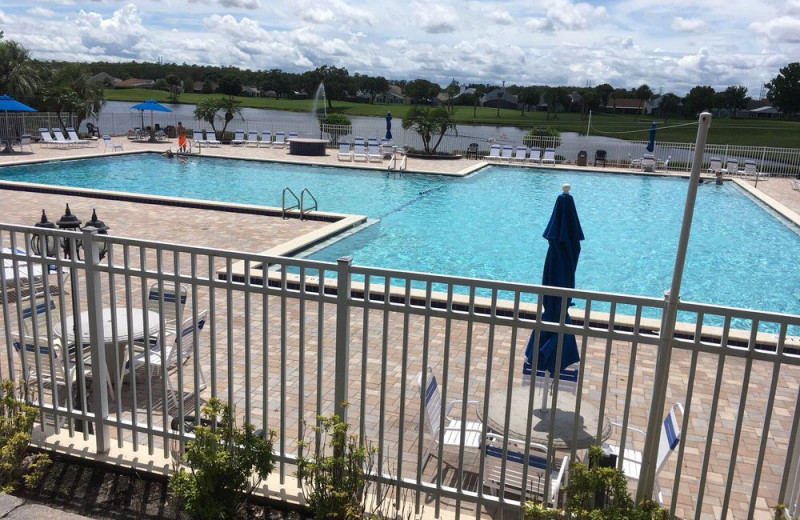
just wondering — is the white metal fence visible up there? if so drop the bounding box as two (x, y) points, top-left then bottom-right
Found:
(2, 222), (800, 519)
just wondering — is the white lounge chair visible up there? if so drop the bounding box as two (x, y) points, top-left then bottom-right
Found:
(499, 145), (514, 162)
(66, 128), (92, 147)
(641, 153), (655, 172)
(204, 130), (221, 146)
(146, 282), (187, 336)
(487, 145), (502, 161)
(743, 160), (764, 180)
(657, 155), (671, 171)
(607, 402), (684, 506)
(527, 147), (542, 164)
(274, 132), (286, 148)
(483, 433), (568, 508)
(337, 142), (352, 162)
(708, 157), (722, 173)
(288, 131), (298, 140)
(367, 143), (383, 162)
(513, 146), (528, 163)
(418, 368), (483, 472)
(230, 130), (246, 146)
(352, 142), (367, 162)
(103, 135), (123, 152)
(52, 129), (74, 148)
(541, 148), (556, 165)
(723, 159), (740, 176)
(260, 130), (272, 148)
(791, 180), (800, 191)
(246, 130), (259, 147)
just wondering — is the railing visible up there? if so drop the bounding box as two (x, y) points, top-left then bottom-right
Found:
(1, 224), (799, 520)
(299, 188), (317, 219)
(5, 112), (78, 138)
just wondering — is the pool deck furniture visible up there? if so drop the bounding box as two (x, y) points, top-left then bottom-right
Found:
(541, 148), (556, 165)
(513, 146), (528, 163)
(367, 143), (383, 162)
(231, 130), (246, 146)
(274, 132), (286, 148)
(642, 153), (656, 172)
(288, 138), (328, 157)
(528, 147), (542, 164)
(722, 159), (740, 175)
(246, 130), (259, 147)
(353, 142), (367, 162)
(103, 135), (123, 152)
(337, 142), (353, 162)
(709, 157), (722, 173)
(66, 128), (93, 148)
(487, 144), (502, 161)
(594, 149), (607, 166)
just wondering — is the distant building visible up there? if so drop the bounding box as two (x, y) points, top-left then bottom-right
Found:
(89, 72), (118, 87)
(481, 88), (518, 109)
(604, 97), (645, 114)
(747, 99), (783, 118)
(115, 78), (155, 89)
(374, 85), (408, 104)
(242, 85), (261, 97)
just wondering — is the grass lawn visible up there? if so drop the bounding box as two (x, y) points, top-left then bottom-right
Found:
(105, 89), (800, 147)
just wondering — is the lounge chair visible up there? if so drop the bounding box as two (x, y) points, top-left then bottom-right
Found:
(352, 141), (367, 162)
(147, 282), (188, 336)
(791, 180), (800, 191)
(274, 132), (286, 148)
(246, 130), (259, 147)
(594, 149), (607, 167)
(204, 130), (221, 146)
(487, 144), (502, 161)
(483, 433), (568, 508)
(418, 368), (483, 472)
(743, 160), (765, 180)
(641, 153), (655, 172)
(629, 154), (642, 169)
(499, 145), (514, 162)
(288, 131), (298, 140)
(380, 140), (394, 158)
(527, 147), (542, 164)
(37, 129), (58, 148)
(260, 130), (272, 148)
(367, 143), (383, 162)
(66, 128), (92, 147)
(231, 130), (246, 146)
(708, 157), (722, 173)
(52, 129), (74, 148)
(513, 146), (528, 163)
(18, 135), (33, 153)
(656, 155), (671, 171)
(102, 135), (123, 152)
(465, 142), (479, 160)
(337, 141), (352, 162)
(723, 159), (740, 176)
(606, 402), (684, 506)
(541, 148), (556, 165)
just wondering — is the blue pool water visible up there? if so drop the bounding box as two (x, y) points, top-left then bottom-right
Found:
(2, 155), (799, 323)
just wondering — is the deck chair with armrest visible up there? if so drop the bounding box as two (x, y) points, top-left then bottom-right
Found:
(367, 142), (383, 162)
(541, 148), (556, 165)
(483, 433), (568, 508)
(103, 135), (123, 152)
(513, 146), (528, 163)
(147, 281), (188, 336)
(52, 129), (75, 148)
(743, 159), (765, 180)
(708, 157), (722, 173)
(246, 130), (259, 147)
(230, 130), (246, 146)
(204, 130), (221, 146)
(418, 368), (483, 473)
(18, 135), (34, 152)
(499, 145), (514, 162)
(487, 145), (502, 161)
(38, 129), (67, 149)
(259, 130), (272, 147)
(337, 141), (353, 161)
(723, 159), (740, 176)
(606, 402), (684, 506)
(66, 128), (92, 147)
(641, 153), (656, 172)
(274, 132), (286, 148)
(465, 143), (479, 160)
(352, 141), (367, 162)
(527, 147), (542, 164)
(594, 149), (607, 167)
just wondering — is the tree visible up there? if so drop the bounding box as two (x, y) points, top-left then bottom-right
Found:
(202, 78), (215, 94)
(404, 79), (440, 104)
(765, 63), (800, 115)
(218, 70), (242, 96)
(42, 64), (105, 131)
(445, 79), (460, 113)
(165, 74), (181, 100)
(0, 40), (42, 101)
(658, 92), (681, 120)
(517, 87), (540, 116)
(357, 74), (389, 104)
(543, 87), (569, 120)
(401, 106), (456, 154)
(305, 66), (351, 108)
(595, 83), (614, 106)
(193, 96), (242, 136)
(683, 85), (715, 116)
(722, 85), (748, 112)
(635, 84), (654, 114)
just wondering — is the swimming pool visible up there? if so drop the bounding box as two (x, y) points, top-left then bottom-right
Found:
(2, 155), (799, 322)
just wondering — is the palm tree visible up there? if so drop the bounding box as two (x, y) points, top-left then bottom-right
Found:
(0, 40), (42, 100)
(43, 64), (105, 131)
(217, 96), (242, 137)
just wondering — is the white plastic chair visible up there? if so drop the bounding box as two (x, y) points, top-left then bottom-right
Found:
(499, 145), (514, 162)
(527, 147), (542, 164)
(66, 128), (92, 147)
(483, 433), (568, 507)
(606, 402), (684, 506)
(246, 130), (259, 147)
(487, 145), (502, 161)
(259, 130), (272, 147)
(708, 157), (722, 173)
(723, 159), (740, 175)
(641, 153), (656, 172)
(367, 143), (383, 162)
(337, 141), (352, 161)
(743, 160), (764, 180)
(353, 142), (367, 162)
(230, 130), (246, 146)
(147, 281), (187, 335)
(274, 132), (286, 148)
(513, 146), (528, 163)
(103, 135), (123, 152)
(418, 368), (483, 471)
(541, 148), (556, 164)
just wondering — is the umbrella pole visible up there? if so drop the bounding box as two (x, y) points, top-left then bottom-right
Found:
(636, 111), (711, 503)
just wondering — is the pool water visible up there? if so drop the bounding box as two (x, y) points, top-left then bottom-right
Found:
(2, 155), (799, 324)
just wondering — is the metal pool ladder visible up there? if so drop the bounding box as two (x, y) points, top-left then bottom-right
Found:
(282, 187), (317, 220)
(388, 150), (407, 172)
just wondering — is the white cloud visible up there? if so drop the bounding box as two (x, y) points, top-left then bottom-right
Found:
(219, 0), (260, 9)
(489, 11), (514, 25)
(525, 0), (608, 32)
(27, 7), (56, 18)
(671, 16), (708, 33)
(74, 4), (147, 56)
(751, 16), (800, 43)
(416, 4), (457, 34)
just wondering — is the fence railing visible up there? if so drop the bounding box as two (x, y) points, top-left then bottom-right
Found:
(2, 223), (800, 519)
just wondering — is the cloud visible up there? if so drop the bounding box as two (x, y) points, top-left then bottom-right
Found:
(27, 7), (56, 18)
(302, 8), (334, 24)
(74, 3), (147, 56)
(525, 0), (608, 32)
(416, 4), (457, 34)
(219, 0), (260, 8)
(671, 16), (708, 33)
(489, 11), (514, 25)
(750, 16), (800, 44)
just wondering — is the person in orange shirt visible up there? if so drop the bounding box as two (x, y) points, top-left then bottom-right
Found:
(177, 121), (187, 152)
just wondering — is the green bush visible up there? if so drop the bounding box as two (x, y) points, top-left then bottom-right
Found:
(321, 113), (351, 126)
(169, 398), (276, 520)
(0, 380), (51, 493)
(524, 126), (562, 149)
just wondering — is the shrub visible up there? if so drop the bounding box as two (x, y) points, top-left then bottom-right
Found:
(320, 114), (352, 146)
(169, 398), (276, 520)
(524, 126), (562, 149)
(0, 380), (51, 493)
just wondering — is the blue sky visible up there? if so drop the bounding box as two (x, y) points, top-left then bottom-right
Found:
(1, 0), (798, 96)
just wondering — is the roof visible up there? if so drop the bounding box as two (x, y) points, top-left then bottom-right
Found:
(116, 78), (154, 88)
(610, 98), (644, 109)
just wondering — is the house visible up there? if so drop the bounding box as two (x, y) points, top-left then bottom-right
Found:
(747, 99), (782, 118)
(481, 88), (518, 109)
(115, 78), (155, 89)
(193, 81), (218, 93)
(374, 85), (408, 104)
(604, 97), (645, 114)
(242, 85), (261, 97)
(89, 72), (118, 87)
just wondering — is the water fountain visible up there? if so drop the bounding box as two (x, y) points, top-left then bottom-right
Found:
(289, 82), (329, 156)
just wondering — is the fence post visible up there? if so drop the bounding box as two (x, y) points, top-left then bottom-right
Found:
(334, 257), (352, 422)
(82, 228), (110, 453)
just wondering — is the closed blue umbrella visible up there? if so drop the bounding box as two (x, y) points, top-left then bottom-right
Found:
(0, 94), (36, 153)
(525, 184), (584, 376)
(646, 122), (656, 152)
(130, 98), (172, 141)
(385, 112), (392, 140)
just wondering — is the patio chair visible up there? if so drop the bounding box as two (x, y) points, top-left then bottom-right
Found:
(204, 130), (221, 146)
(103, 135), (123, 152)
(541, 148), (556, 165)
(288, 131), (299, 140)
(66, 128), (92, 147)
(337, 141), (352, 162)
(656, 155), (671, 171)
(86, 122), (100, 137)
(791, 180), (800, 191)
(465, 142), (479, 160)
(2, 248), (69, 303)
(126, 310), (208, 409)
(629, 154), (642, 169)
(418, 368), (483, 471)
(527, 147), (542, 164)
(231, 130), (246, 146)
(38, 128), (67, 149)
(641, 153), (656, 172)
(52, 129), (74, 148)
(513, 146), (528, 163)
(260, 130), (272, 147)
(353, 141), (367, 162)
(723, 159), (740, 176)
(367, 142), (383, 162)
(606, 402), (684, 506)
(246, 130), (259, 147)
(708, 157), (722, 173)
(594, 149), (607, 167)
(483, 433), (568, 508)
(487, 145), (502, 161)
(743, 160), (765, 180)
(499, 145), (514, 162)
(147, 281), (188, 335)
(21, 298), (57, 339)
(274, 132), (286, 148)
(18, 135), (34, 153)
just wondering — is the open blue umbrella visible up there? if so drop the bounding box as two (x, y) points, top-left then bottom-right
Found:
(525, 184), (584, 376)
(385, 112), (392, 140)
(0, 94), (36, 153)
(130, 98), (172, 140)
(646, 122), (656, 152)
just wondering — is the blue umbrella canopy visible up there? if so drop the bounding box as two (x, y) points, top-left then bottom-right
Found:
(385, 112), (392, 140)
(646, 122), (656, 152)
(130, 98), (172, 112)
(0, 94), (36, 112)
(525, 185), (584, 375)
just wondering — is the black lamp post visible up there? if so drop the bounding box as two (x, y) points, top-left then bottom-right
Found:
(31, 204), (110, 434)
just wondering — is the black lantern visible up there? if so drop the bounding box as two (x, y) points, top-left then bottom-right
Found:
(56, 204), (83, 260)
(31, 209), (57, 258)
(82, 209), (109, 260)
